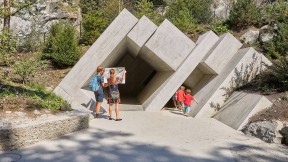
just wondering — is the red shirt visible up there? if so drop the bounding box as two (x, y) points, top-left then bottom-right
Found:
(176, 89), (185, 102)
(184, 94), (194, 106)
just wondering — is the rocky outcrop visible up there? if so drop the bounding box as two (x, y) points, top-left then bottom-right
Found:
(6, 0), (81, 40)
(259, 25), (276, 43)
(242, 120), (278, 143)
(212, 0), (233, 19)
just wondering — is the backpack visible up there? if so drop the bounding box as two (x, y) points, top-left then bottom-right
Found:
(89, 74), (100, 92)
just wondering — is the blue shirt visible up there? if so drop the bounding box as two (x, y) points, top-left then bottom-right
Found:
(96, 74), (104, 94)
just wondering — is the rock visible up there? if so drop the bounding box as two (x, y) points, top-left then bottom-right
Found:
(275, 120), (284, 144)
(240, 29), (260, 44)
(33, 110), (41, 115)
(212, 0), (233, 19)
(242, 120), (278, 143)
(279, 126), (288, 145)
(5, 111), (12, 114)
(15, 112), (26, 117)
(260, 33), (275, 43)
(46, 86), (54, 92)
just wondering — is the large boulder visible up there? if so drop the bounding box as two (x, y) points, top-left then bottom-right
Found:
(280, 126), (288, 145)
(259, 25), (276, 43)
(240, 29), (260, 44)
(211, 0), (233, 19)
(242, 120), (278, 143)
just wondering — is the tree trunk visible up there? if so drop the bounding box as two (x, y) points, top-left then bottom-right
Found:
(3, 0), (11, 32)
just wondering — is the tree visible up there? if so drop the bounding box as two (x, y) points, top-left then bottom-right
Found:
(43, 22), (80, 68)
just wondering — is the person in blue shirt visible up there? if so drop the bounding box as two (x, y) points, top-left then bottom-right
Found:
(95, 66), (106, 118)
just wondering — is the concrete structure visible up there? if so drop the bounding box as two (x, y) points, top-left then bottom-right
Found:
(190, 47), (272, 118)
(54, 9), (272, 119)
(0, 112), (89, 151)
(213, 91), (273, 130)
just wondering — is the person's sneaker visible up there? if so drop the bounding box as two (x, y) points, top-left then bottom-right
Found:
(95, 114), (100, 118)
(115, 118), (122, 121)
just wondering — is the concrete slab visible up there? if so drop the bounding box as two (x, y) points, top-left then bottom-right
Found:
(1, 111), (287, 162)
(53, 9), (139, 111)
(213, 91), (273, 130)
(143, 31), (219, 111)
(191, 48), (272, 118)
(140, 19), (196, 71)
(127, 16), (158, 57)
(201, 33), (242, 74)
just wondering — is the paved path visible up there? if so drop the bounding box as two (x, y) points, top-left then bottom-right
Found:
(0, 110), (287, 162)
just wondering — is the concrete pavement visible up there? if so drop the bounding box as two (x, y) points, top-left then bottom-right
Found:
(0, 110), (287, 162)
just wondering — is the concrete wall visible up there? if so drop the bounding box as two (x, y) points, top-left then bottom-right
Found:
(0, 113), (89, 151)
(213, 91), (273, 130)
(191, 48), (272, 118)
(140, 19), (196, 71)
(54, 9), (139, 111)
(144, 31), (219, 111)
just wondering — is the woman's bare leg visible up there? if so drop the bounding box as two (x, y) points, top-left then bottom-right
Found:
(108, 104), (113, 118)
(115, 103), (120, 119)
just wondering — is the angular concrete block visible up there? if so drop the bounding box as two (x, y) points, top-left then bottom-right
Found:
(54, 9), (138, 109)
(144, 31), (219, 111)
(191, 47), (272, 118)
(140, 19), (196, 71)
(127, 16), (158, 57)
(213, 91), (273, 130)
(201, 33), (242, 74)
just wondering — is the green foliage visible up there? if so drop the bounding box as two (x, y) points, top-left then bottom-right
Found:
(228, 0), (262, 29)
(262, 22), (288, 59)
(208, 20), (231, 35)
(168, 8), (197, 34)
(79, 0), (121, 45)
(80, 11), (108, 45)
(0, 81), (70, 110)
(0, 30), (16, 66)
(258, 57), (288, 92)
(19, 24), (44, 52)
(262, 0), (288, 25)
(135, 0), (156, 18)
(12, 58), (38, 83)
(43, 22), (80, 67)
(166, 0), (213, 24)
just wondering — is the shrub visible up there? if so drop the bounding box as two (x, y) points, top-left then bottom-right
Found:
(0, 30), (16, 66)
(258, 57), (288, 92)
(135, 0), (156, 19)
(228, 0), (262, 29)
(43, 22), (80, 67)
(166, 0), (213, 24)
(262, 22), (288, 59)
(80, 11), (109, 45)
(262, 0), (288, 25)
(208, 20), (231, 35)
(12, 58), (38, 83)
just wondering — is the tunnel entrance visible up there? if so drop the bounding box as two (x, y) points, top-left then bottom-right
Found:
(164, 63), (217, 108)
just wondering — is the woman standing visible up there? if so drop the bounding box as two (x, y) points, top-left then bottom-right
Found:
(107, 68), (125, 121)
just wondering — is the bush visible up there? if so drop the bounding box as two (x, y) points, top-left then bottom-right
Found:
(258, 57), (288, 92)
(12, 58), (38, 83)
(80, 11), (109, 45)
(166, 0), (213, 24)
(135, 0), (156, 19)
(228, 0), (262, 29)
(262, 0), (288, 25)
(262, 22), (288, 59)
(43, 22), (80, 67)
(208, 20), (231, 35)
(0, 30), (16, 66)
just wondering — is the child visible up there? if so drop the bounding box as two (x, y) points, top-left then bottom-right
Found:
(176, 86), (185, 112)
(183, 89), (198, 116)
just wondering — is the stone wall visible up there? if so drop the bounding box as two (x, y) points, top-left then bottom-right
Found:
(0, 113), (89, 151)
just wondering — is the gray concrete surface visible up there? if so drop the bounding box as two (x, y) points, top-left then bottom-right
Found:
(213, 91), (273, 130)
(0, 111), (287, 162)
(191, 48), (272, 118)
(143, 31), (219, 111)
